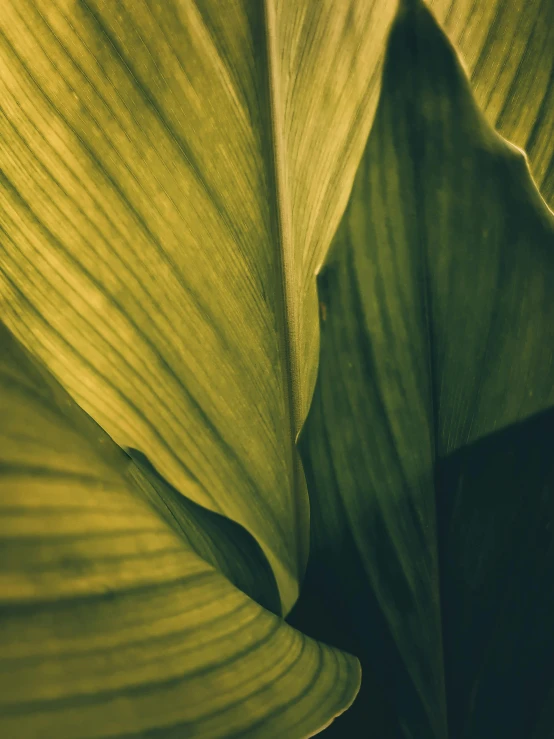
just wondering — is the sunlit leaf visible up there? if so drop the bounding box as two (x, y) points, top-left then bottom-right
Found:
(0, 0), (403, 613)
(0, 322), (361, 738)
(296, 1), (554, 736)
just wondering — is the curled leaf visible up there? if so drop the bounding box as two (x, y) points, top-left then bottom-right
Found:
(0, 323), (361, 738)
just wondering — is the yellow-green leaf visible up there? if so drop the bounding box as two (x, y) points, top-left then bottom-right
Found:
(0, 322), (360, 738)
(0, 0), (402, 614)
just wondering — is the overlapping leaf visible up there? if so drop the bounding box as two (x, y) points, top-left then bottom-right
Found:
(2, 1), (553, 736)
(430, 0), (554, 206)
(296, 1), (554, 736)
(0, 0), (403, 613)
(0, 322), (361, 738)
(1, 0), (551, 616)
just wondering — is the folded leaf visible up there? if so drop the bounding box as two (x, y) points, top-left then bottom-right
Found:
(298, 1), (554, 736)
(429, 0), (554, 207)
(0, 322), (361, 738)
(0, 0), (401, 613)
(126, 447), (281, 615)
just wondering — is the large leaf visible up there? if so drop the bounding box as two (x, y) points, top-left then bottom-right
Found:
(1, 0), (551, 615)
(0, 321), (361, 738)
(123, 447), (281, 615)
(0, 0), (402, 614)
(294, 1), (554, 737)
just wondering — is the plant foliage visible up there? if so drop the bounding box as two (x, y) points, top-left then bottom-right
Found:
(1, 0), (553, 737)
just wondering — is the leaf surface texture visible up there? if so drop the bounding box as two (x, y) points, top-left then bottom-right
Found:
(0, 323), (361, 738)
(0, 0), (397, 610)
(298, 2), (554, 736)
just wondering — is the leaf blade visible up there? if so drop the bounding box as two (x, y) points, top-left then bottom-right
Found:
(429, 0), (554, 207)
(0, 321), (361, 739)
(299, 1), (554, 735)
(0, 0), (401, 612)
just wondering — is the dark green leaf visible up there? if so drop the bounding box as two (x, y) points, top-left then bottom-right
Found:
(298, 1), (554, 736)
(437, 408), (554, 739)
(429, 0), (554, 207)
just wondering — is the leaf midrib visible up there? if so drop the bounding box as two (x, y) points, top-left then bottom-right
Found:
(263, 0), (309, 588)
(263, 0), (302, 440)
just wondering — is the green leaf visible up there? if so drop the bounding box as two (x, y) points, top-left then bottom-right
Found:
(0, 0), (401, 614)
(436, 409), (554, 739)
(0, 322), (361, 738)
(297, 1), (554, 736)
(125, 447), (281, 615)
(429, 0), (554, 207)
(2, 0), (550, 618)
(2, 1), (553, 734)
